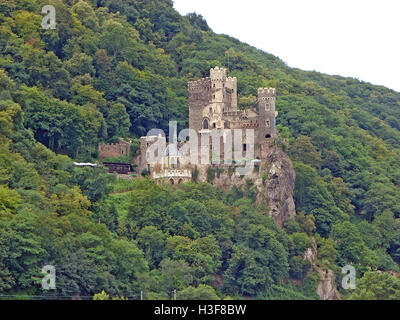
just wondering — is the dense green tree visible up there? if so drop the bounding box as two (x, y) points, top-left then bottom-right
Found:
(331, 221), (379, 270)
(223, 245), (274, 297)
(105, 103), (131, 139)
(160, 258), (193, 296)
(350, 272), (400, 300)
(289, 135), (321, 168)
(177, 285), (219, 300)
(137, 226), (167, 269)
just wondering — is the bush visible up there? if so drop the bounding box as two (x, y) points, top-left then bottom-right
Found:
(177, 285), (220, 300)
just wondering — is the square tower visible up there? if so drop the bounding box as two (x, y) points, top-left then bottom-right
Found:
(189, 67), (239, 133)
(188, 77), (212, 133)
(258, 88), (277, 143)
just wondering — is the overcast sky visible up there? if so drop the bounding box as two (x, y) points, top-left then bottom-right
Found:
(173, 0), (400, 92)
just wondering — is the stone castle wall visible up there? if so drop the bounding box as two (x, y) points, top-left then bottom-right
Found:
(188, 77), (212, 133)
(98, 139), (130, 159)
(188, 67), (277, 148)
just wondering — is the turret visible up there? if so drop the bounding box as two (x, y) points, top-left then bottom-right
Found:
(225, 76), (238, 110)
(210, 67), (227, 105)
(258, 88), (277, 142)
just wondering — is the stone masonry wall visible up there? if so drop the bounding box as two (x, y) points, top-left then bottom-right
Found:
(98, 139), (130, 159)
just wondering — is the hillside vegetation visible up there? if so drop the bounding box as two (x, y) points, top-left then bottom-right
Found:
(1, 0), (400, 300)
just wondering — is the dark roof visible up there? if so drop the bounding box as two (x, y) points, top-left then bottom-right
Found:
(103, 162), (133, 168)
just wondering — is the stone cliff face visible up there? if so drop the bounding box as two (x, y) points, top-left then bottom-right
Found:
(303, 238), (340, 300)
(199, 143), (296, 227)
(256, 144), (296, 227)
(316, 269), (340, 300)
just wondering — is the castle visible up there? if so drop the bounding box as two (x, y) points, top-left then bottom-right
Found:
(137, 67), (279, 184)
(188, 66), (277, 143)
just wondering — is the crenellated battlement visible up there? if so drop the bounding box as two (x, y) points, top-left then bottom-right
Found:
(188, 68), (277, 141)
(225, 76), (237, 87)
(210, 66), (227, 81)
(188, 69), (237, 90)
(188, 77), (211, 91)
(258, 88), (276, 97)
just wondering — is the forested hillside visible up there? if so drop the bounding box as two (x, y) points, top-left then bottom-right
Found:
(1, 0), (400, 300)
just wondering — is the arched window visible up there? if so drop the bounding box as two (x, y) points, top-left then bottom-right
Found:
(203, 119), (209, 129)
(265, 134), (271, 139)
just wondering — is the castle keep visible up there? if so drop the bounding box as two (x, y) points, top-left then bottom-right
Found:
(188, 66), (277, 144)
(139, 67), (279, 184)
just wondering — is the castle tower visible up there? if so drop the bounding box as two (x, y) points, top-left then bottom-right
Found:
(209, 67), (227, 118)
(210, 66), (226, 105)
(188, 77), (212, 133)
(258, 88), (277, 143)
(225, 76), (238, 110)
(189, 67), (236, 132)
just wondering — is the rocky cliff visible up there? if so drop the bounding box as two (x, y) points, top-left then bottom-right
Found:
(198, 143), (296, 227)
(256, 144), (296, 227)
(304, 238), (341, 300)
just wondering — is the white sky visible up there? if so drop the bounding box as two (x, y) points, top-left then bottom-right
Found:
(173, 0), (400, 92)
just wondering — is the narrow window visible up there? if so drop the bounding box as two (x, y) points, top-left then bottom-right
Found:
(203, 119), (209, 129)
